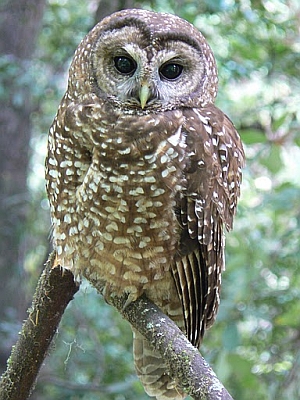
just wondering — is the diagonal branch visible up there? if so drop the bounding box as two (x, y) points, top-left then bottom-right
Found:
(0, 252), (79, 400)
(102, 291), (234, 400)
(0, 252), (233, 400)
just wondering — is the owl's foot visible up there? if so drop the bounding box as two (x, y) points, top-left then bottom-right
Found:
(98, 281), (141, 310)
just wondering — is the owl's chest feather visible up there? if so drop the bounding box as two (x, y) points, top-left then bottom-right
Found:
(73, 127), (186, 296)
(49, 105), (187, 296)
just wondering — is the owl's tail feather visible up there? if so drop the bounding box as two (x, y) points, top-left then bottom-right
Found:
(133, 329), (186, 400)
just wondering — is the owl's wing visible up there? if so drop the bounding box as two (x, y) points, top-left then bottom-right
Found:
(172, 104), (244, 348)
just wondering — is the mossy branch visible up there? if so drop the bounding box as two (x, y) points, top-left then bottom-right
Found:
(104, 292), (234, 400)
(0, 252), (79, 400)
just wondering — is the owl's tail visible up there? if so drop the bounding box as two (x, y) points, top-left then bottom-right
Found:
(132, 329), (186, 400)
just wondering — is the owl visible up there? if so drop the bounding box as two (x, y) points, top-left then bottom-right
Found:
(45, 8), (244, 400)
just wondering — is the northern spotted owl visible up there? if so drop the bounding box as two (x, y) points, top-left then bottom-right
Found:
(46, 9), (244, 400)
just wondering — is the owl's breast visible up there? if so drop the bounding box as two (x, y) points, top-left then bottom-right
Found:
(71, 115), (186, 298)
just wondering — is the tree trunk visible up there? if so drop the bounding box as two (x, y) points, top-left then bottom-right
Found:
(94, 0), (143, 22)
(0, 0), (46, 371)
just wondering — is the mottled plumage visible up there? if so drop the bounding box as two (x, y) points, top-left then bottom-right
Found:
(45, 9), (244, 399)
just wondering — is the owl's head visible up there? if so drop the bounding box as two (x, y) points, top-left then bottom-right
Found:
(69, 9), (218, 112)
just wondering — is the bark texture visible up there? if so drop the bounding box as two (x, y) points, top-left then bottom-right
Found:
(0, 253), (79, 400)
(108, 293), (234, 400)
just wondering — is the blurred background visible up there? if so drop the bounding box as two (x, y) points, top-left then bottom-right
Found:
(0, 0), (299, 399)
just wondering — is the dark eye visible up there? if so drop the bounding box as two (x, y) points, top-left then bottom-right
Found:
(159, 63), (183, 80)
(114, 56), (137, 75)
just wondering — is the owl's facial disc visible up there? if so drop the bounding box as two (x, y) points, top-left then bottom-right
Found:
(112, 53), (187, 110)
(92, 24), (212, 110)
(110, 43), (205, 110)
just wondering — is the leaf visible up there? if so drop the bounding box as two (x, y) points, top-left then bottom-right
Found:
(240, 129), (267, 144)
(275, 301), (300, 327)
(260, 144), (283, 173)
(272, 112), (289, 131)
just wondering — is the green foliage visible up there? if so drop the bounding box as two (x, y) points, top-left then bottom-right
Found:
(37, 0), (95, 68)
(19, 0), (300, 398)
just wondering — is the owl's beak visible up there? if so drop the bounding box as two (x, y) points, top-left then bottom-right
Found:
(139, 84), (151, 109)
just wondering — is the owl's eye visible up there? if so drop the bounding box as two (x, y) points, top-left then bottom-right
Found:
(114, 56), (137, 75)
(159, 62), (183, 80)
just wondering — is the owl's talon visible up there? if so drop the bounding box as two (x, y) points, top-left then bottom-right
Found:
(122, 293), (137, 310)
(99, 283), (111, 304)
(52, 253), (60, 268)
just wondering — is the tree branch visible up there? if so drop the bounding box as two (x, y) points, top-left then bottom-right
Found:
(101, 290), (234, 400)
(0, 252), (79, 400)
(0, 252), (233, 399)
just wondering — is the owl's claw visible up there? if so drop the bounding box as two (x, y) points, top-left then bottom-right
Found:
(100, 282), (139, 310)
(122, 292), (138, 310)
(53, 253), (60, 268)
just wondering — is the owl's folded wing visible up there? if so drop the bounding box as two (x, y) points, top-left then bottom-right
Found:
(172, 104), (245, 347)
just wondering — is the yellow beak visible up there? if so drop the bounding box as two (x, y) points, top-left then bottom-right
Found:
(139, 84), (151, 109)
